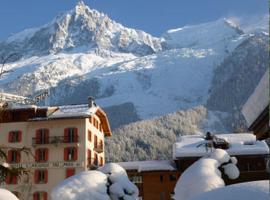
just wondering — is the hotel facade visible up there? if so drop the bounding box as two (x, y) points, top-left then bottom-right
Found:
(0, 99), (111, 200)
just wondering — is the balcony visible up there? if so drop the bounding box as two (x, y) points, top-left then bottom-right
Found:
(32, 136), (79, 146)
(94, 142), (103, 153)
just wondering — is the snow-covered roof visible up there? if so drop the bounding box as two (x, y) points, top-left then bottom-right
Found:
(117, 160), (176, 172)
(47, 104), (97, 119)
(242, 69), (269, 127)
(173, 133), (269, 159)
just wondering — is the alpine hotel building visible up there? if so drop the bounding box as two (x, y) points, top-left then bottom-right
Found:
(0, 98), (111, 200)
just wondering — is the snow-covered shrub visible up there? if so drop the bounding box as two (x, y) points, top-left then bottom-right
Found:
(51, 163), (138, 200)
(0, 188), (19, 200)
(174, 149), (239, 200)
(99, 163), (139, 200)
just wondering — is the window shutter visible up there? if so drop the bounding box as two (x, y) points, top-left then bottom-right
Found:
(88, 130), (92, 142)
(7, 150), (12, 163)
(44, 170), (48, 183)
(64, 148), (68, 161)
(64, 128), (68, 143)
(43, 192), (48, 200)
(18, 131), (22, 142)
(8, 132), (13, 142)
(74, 128), (78, 142)
(74, 148), (78, 161)
(45, 129), (49, 144)
(12, 175), (17, 184)
(36, 130), (41, 144)
(66, 168), (75, 178)
(33, 193), (38, 200)
(16, 151), (21, 163)
(34, 170), (39, 184)
(5, 175), (11, 184)
(45, 148), (49, 161)
(35, 149), (39, 162)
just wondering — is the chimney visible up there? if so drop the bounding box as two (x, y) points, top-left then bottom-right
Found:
(88, 96), (96, 108)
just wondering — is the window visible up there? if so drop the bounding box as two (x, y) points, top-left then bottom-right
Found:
(160, 175), (163, 182)
(34, 170), (48, 184)
(99, 156), (103, 166)
(130, 176), (142, 184)
(5, 175), (17, 184)
(169, 174), (177, 181)
(64, 128), (78, 143)
(8, 131), (22, 143)
(7, 150), (20, 163)
(87, 149), (92, 165)
(94, 153), (98, 166)
(64, 147), (78, 161)
(88, 130), (92, 142)
(36, 129), (49, 144)
(94, 135), (98, 148)
(35, 149), (49, 162)
(66, 168), (75, 178)
(33, 192), (47, 200)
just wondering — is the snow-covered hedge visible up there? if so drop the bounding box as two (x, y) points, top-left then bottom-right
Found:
(51, 163), (138, 200)
(174, 149), (239, 200)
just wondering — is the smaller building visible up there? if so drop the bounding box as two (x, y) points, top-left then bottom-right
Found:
(173, 133), (269, 184)
(242, 69), (269, 140)
(118, 160), (180, 200)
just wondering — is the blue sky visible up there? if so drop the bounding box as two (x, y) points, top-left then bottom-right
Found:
(0, 0), (268, 40)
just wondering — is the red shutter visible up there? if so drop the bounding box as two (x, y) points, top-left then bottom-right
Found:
(5, 175), (11, 184)
(16, 151), (21, 163)
(45, 129), (49, 144)
(18, 131), (22, 142)
(45, 148), (49, 161)
(45, 170), (48, 183)
(35, 149), (39, 162)
(88, 130), (92, 142)
(36, 130), (41, 144)
(64, 148), (68, 161)
(12, 175), (17, 184)
(8, 132), (12, 142)
(94, 135), (97, 148)
(7, 150), (12, 163)
(66, 168), (75, 178)
(73, 148), (78, 161)
(33, 193), (38, 200)
(74, 128), (78, 142)
(64, 128), (68, 143)
(34, 170), (39, 184)
(43, 192), (48, 200)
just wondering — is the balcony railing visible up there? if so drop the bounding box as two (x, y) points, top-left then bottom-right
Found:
(94, 142), (103, 153)
(32, 136), (79, 146)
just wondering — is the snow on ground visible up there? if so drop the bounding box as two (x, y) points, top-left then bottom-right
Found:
(51, 171), (110, 200)
(51, 163), (138, 200)
(173, 133), (269, 159)
(189, 181), (270, 200)
(174, 149), (239, 200)
(117, 160), (176, 172)
(0, 188), (19, 200)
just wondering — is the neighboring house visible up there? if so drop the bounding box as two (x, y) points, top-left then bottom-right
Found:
(173, 133), (269, 184)
(118, 160), (180, 200)
(0, 98), (111, 200)
(242, 69), (269, 140)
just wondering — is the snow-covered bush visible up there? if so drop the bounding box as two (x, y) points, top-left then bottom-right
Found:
(174, 149), (239, 200)
(0, 188), (19, 200)
(51, 163), (138, 200)
(99, 163), (139, 200)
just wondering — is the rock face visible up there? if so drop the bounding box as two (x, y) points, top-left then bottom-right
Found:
(0, 2), (268, 161)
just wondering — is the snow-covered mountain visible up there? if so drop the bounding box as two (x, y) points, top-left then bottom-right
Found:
(0, 2), (268, 135)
